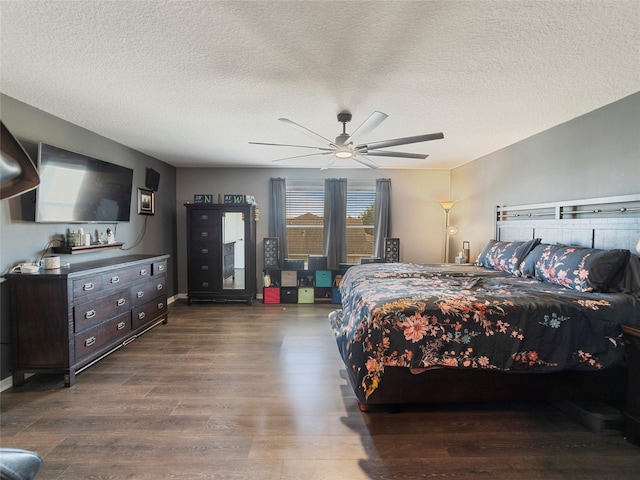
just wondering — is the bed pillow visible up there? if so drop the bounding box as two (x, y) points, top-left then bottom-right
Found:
(517, 243), (550, 277)
(534, 245), (630, 292)
(609, 253), (640, 297)
(475, 238), (540, 275)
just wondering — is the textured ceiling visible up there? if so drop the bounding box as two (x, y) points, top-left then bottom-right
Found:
(1, 0), (639, 170)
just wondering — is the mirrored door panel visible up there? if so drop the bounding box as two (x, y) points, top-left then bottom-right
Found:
(222, 211), (245, 290)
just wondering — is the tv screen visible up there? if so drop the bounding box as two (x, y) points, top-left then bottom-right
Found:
(36, 143), (134, 223)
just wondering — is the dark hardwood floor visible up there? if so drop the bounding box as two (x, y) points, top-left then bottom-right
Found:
(1, 301), (639, 479)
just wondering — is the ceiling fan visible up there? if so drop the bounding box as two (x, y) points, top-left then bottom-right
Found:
(249, 111), (444, 169)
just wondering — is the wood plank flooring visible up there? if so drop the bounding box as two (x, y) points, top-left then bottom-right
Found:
(1, 301), (639, 479)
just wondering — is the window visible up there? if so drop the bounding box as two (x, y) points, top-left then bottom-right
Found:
(285, 180), (375, 264)
(346, 186), (375, 263)
(286, 180), (324, 263)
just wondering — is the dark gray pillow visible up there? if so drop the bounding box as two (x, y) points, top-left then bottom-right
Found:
(609, 254), (640, 297)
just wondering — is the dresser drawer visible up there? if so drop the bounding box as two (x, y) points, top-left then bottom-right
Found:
(73, 275), (104, 299)
(102, 264), (150, 290)
(129, 277), (166, 307)
(191, 227), (219, 243)
(131, 295), (168, 330)
(189, 261), (216, 277)
(153, 259), (167, 275)
(190, 245), (218, 262)
(190, 211), (217, 227)
(74, 290), (130, 333)
(74, 312), (131, 362)
(189, 276), (218, 292)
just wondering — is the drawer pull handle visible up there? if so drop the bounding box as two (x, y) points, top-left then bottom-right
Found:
(156, 284), (163, 290)
(201, 232), (209, 237)
(201, 249), (209, 254)
(140, 269), (147, 276)
(201, 214), (209, 220)
(137, 291), (144, 298)
(202, 282), (209, 287)
(158, 302), (164, 309)
(85, 336), (96, 347)
(158, 265), (165, 272)
(138, 312), (146, 320)
(83, 282), (94, 291)
(85, 310), (96, 319)
(110, 276), (120, 284)
(201, 265), (209, 271)
(117, 298), (126, 307)
(117, 321), (126, 330)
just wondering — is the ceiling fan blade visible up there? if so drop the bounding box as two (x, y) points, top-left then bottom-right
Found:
(320, 157), (340, 170)
(363, 150), (428, 159)
(271, 152), (333, 162)
(249, 141), (333, 152)
(356, 132), (444, 151)
(353, 155), (379, 169)
(278, 118), (337, 147)
(341, 111), (388, 146)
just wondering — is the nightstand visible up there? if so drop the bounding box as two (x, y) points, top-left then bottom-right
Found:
(622, 324), (640, 445)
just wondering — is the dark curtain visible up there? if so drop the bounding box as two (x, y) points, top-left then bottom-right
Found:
(373, 178), (391, 258)
(323, 178), (347, 269)
(269, 177), (288, 263)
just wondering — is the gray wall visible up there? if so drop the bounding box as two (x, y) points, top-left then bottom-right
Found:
(175, 167), (452, 296)
(0, 94), (178, 381)
(450, 92), (640, 261)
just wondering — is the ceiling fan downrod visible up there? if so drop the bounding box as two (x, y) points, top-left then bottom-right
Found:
(336, 112), (352, 147)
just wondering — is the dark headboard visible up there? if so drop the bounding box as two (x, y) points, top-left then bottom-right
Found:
(496, 194), (640, 253)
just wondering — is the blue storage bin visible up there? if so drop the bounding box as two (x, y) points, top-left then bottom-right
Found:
(331, 287), (342, 304)
(315, 270), (332, 287)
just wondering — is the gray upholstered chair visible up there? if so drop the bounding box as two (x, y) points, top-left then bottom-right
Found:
(0, 449), (42, 480)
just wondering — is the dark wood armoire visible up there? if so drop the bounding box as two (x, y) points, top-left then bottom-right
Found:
(185, 203), (256, 304)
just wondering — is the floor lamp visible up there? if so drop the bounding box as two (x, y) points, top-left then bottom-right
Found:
(440, 202), (457, 263)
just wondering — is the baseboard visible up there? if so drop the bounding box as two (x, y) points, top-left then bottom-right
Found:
(0, 376), (13, 392)
(0, 373), (34, 393)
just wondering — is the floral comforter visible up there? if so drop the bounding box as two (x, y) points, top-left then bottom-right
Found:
(329, 263), (640, 400)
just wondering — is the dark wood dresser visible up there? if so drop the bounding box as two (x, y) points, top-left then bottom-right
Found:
(6, 254), (169, 387)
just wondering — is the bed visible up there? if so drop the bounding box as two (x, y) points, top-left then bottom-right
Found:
(330, 195), (640, 410)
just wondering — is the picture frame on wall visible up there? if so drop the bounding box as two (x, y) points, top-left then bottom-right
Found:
(138, 188), (155, 215)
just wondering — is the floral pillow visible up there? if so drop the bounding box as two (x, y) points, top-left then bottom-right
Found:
(518, 243), (550, 277)
(475, 238), (540, 275)
(534, 245), (630, 292)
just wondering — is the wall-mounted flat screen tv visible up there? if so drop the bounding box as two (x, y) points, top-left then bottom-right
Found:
(36, 143), (134, 223)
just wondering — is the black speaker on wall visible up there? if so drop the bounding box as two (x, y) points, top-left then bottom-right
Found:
(384, 237), (400, 263)
(263, 237), (280, 268)
(145, 167), (160, 192)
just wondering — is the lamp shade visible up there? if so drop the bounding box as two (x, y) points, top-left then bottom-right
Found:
(440, 201), (455, 212)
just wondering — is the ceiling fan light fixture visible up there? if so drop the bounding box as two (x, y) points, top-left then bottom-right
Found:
(335, 149), (354, 159)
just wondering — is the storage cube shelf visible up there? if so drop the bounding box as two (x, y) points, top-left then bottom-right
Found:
(262, 267), (347, 304)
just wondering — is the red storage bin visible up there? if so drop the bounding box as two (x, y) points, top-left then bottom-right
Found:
(263, 287), (281, 304)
